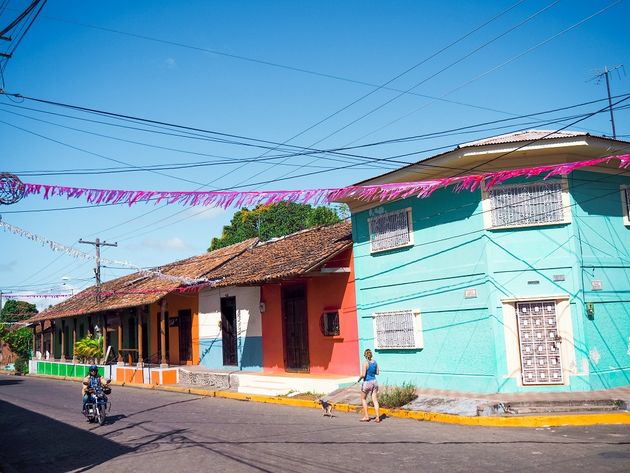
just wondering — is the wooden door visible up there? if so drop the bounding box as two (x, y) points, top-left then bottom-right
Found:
(221, 297), (238, 366)
(282, 284), (309, 372)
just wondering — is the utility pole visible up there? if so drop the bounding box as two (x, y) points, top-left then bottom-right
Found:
(79, 238), (117, 303)
(590, 65), (625, 139)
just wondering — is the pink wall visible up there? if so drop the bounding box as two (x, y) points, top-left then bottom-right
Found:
(261, 248), (360, 376)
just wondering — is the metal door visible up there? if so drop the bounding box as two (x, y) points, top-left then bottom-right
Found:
(221, 297), (238, 366)
(516, 300), (563, 385)
(282, 285), (310, 372)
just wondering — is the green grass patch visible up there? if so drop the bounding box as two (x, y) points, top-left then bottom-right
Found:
(378, 382), (418, 408)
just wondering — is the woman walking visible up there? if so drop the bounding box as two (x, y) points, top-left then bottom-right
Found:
(358, 348), (380, 422)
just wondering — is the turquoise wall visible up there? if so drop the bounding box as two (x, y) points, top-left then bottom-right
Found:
(353, 187), (499, 392)
(352, 172), (630, 393)
(570, 171), (630, 389)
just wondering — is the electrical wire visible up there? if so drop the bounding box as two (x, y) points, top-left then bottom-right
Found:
(32, 7), (547, 118)
(3, 91), (628, 181)
(257, 0), (623, 187)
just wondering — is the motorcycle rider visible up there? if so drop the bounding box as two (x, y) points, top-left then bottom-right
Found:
(82, 365), (110, 416)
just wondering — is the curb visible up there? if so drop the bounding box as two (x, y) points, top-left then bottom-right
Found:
(24, 374), (630, 428)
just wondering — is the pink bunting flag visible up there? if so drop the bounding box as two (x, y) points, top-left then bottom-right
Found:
(19, 155), (630, 209)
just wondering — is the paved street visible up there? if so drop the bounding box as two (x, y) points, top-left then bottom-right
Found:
(0, 375), (629, 473)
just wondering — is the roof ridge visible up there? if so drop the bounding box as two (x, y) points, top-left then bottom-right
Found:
(458, 129), (587, 148)
(255, 220), (350, 247)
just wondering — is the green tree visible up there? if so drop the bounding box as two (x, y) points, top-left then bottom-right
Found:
(0, 299), (38, 322)
(209, 202), (343, 251)
(0, 325), (33, 373)
(0, 300), (38, 373)
(0, 326), (32, 359)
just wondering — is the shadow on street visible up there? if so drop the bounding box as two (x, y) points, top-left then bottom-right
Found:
(0, 399), (133, 472)
(0, 378), (24, 387)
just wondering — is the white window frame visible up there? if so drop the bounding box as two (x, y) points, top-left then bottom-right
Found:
(501, 295), (578, 387)
(368, 207), (413, 253)
(372, 309), (423, 350)
(481, 177), (571, 230)
(620, 185), (630, 226)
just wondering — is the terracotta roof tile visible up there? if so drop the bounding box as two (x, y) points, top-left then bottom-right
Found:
(29, 238), (257, 322)
(210, 221), (352, 286)
(28, 221), (352, 323)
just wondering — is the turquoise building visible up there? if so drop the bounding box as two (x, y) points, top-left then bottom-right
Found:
(341, 131), (630, 393)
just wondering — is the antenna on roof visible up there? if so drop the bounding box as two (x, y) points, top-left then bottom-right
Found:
(588, 65), (625, 139)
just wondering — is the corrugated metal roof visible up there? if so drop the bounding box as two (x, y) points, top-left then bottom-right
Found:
(458, 130), (587, 148)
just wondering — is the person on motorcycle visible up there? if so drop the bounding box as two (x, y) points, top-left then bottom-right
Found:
(82, 365), (110, 415)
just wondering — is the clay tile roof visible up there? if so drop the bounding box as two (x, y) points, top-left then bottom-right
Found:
(28, 238), (257, 322)
(458, 130), (587, 148)
(209, 221), (352, 286)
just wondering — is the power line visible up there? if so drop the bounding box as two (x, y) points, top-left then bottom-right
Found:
(346, 0), (625, 148)
(32, 7), (542, 117)
(5, 99), (624, 245)
(5, 99), (627, 178)
(452, 94), (630, 179)
(195, 1), (556, 192)
(0, 0), (47, 87)
(3, 89), (628, 183)
(260, 0), (623, 187)
(1, 97), (626, 228)
(0, 107), (392, 173)
(0, 92), (418, 170)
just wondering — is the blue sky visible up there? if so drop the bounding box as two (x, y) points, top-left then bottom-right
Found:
(1, 0), (629, 309)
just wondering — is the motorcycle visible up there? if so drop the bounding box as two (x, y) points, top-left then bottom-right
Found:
(84, 383), (111, 425)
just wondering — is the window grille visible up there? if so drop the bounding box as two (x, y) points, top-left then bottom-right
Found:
(489, 181), (565, 228)
(321, 311), (340, 336)
(373, 309), (422, 349)
(624, 188), (630, 219)
(368, 209), (412, 253)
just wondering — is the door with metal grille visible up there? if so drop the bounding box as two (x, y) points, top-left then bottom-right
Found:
(516, 300), (563, 385)
(282, 284), (310, 372)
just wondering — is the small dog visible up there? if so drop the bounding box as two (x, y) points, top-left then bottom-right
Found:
(319, 399), (334, 417)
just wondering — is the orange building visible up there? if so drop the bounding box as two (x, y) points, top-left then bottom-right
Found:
(198, 222), (360, 377)
(27, 222), (360, 386)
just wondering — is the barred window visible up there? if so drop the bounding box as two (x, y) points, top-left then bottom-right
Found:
(368, 208), (412, 253)
(373, 309), (423, 349)
(321, 311), (340, 336)
(488, 181), (565, 228)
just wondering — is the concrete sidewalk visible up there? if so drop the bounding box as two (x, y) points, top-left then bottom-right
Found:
(405, 386), (630, 416)
(310, 383), (630, 416)
(18, 370), (630, 428)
